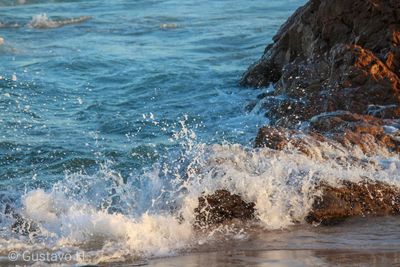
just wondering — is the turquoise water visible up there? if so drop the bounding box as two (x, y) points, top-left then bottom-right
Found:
(0, 0), (303, 188)
(0, 0), (308, 262)
(2, 0), (400, 265)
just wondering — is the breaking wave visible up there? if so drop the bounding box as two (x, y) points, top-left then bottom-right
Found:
(0, 117), (399, 265)
(28, 13), (91, 29)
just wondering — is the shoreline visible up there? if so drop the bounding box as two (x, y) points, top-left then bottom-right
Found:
(149, 249), (400, 267)
(148, 216), (400, 267)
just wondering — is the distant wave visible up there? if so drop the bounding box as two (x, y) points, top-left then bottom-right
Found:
(0, 0), (26, 6)
(0, 21), (20, 29)
(28, 13), (91, 29)
(160, 23), (179, 30)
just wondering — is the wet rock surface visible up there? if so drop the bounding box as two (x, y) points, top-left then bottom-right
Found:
(245, 0), (400, 153)
(306, 180), (400, 225)
(193, 182), (400, 227)
(241, 0), (400, 124)
(193, 0), (400, 228)
(194, 190), (256, 228)
(4, 204), (40, 236)
(255, 112), (400, 154)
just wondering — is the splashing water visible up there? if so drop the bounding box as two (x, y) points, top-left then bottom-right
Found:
(0, 116), (398, 264)
(1, 0), (399, 265)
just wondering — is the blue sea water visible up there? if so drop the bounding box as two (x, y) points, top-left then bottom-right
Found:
(0, 0), (304, 188)
(1, 0), (400, 265)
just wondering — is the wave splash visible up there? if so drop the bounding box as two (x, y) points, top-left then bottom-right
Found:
(0, 117), (399, 264)
(28, 13), (91, 29)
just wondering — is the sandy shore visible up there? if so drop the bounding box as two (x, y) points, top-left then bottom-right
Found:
(149, 249), (400, 267)
(147, 216), (400, 267)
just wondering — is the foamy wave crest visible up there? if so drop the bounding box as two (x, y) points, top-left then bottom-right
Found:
(1, 117), (399, 264)
(20, 189), (193, 263)
(28, 13), (91, 29)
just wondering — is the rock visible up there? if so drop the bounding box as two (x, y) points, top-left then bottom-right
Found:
(254, 126), (330, 157)
(210, 0), (400, 230)
(192, 181), (400, 228)
(255, 112), (400, 154)
(194, 190), (256, 228)
(4, 204), (40, 236)
(306, 180), (400, 225)
(367, 105), (400, 119)
(241, 0), (400, 123)
(310, 112), (400, 153)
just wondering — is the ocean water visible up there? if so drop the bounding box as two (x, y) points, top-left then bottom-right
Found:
(0, 0), (400, 265)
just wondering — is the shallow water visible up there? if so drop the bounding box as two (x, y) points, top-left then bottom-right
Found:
(0, 0), (400, 265)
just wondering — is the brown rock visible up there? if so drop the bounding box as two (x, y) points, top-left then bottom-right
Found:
(192, 181), (400, 228)
(254, 126), (330, 157)
(310, 112), (400, 153)
(254, 126), (291, 150)
(241, 0), (400, 122)
(194, 190), (256, 228)
(306, 180), (400, 225)
(218, 1), (400, 229)
(255, 112), (399, 154)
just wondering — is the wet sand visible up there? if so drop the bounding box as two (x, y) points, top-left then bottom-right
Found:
(149, 249), (400, 267)
(148, 216), (400, 267)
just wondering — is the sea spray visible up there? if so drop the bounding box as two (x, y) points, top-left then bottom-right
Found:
(0, 116), (398, 264)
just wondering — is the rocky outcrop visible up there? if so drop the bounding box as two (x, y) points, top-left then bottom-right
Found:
(241, 0), (400, 125)
(194, 182), (400, 227)
(193, 0), (400, 229)
(194, 190), (255, 228)
(242, 0), (400, 154)
(196, 0), (400, 229)
(255, 112), (400, 154)
(306, 180), (400, 225)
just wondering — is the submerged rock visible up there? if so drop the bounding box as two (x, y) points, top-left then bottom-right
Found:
(306, 181), (400, 225)
(4, 204), (40, 236)
(194, 190), (256, 228)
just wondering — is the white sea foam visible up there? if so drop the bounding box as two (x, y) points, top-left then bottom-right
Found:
(20, 189), (194, 263)
(160, 23), (179, 30)
(1, 119), (399, 264)
(28, 13), (91, 29)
